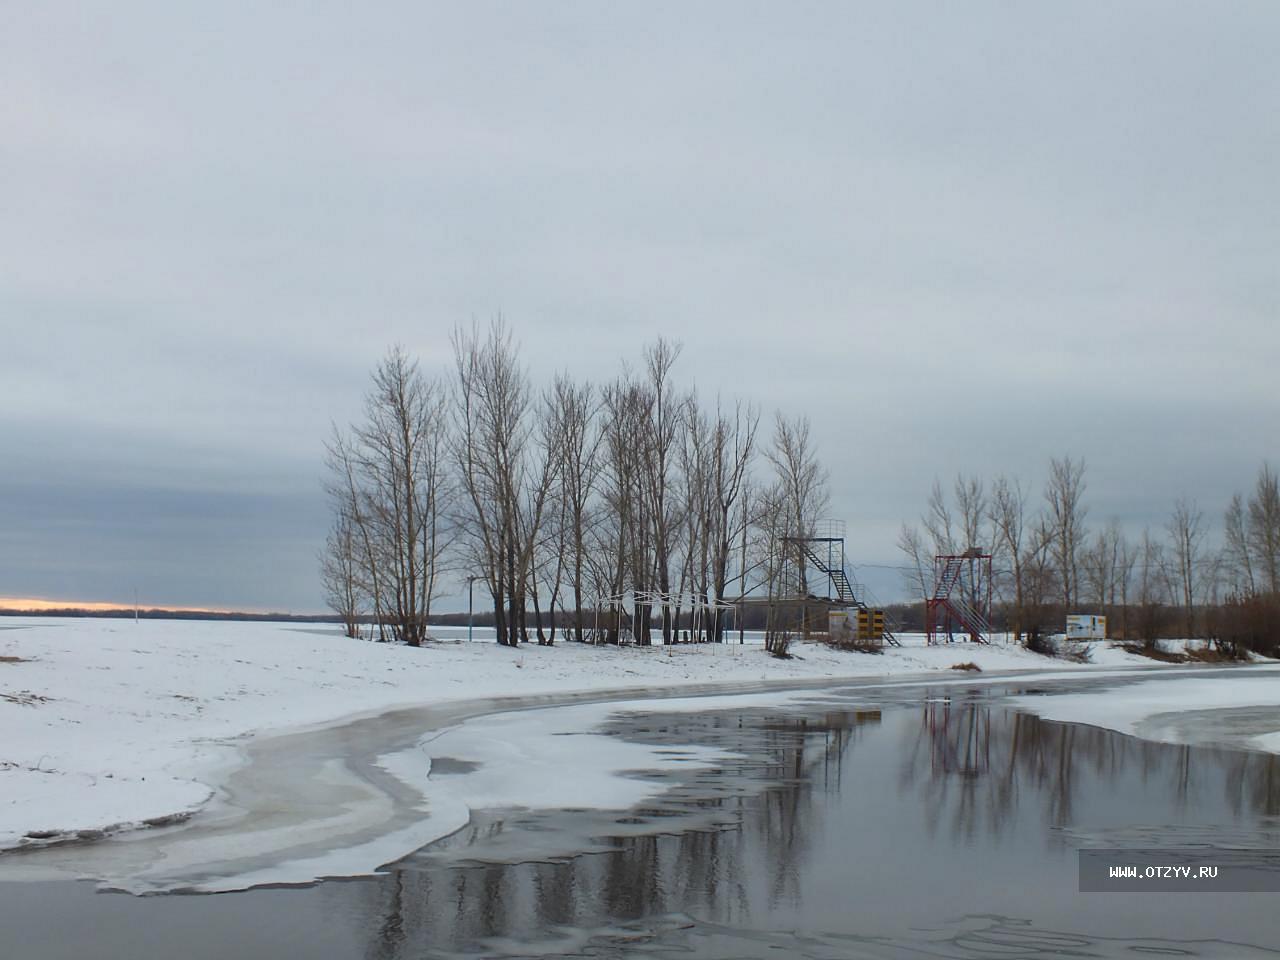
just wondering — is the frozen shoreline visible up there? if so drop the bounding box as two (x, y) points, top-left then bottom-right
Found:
(1009, 672), (1280, 755)
(0, 616), (1262, 891)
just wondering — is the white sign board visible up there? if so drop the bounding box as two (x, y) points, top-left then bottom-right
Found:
(1066, 614), (1107, 640)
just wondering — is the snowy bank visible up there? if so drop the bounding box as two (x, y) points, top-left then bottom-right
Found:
(0, 617), (1202, 890)
(1010, 672), (1280, 756)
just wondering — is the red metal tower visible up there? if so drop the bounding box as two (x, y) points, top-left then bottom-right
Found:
(925, 548), (993, 644)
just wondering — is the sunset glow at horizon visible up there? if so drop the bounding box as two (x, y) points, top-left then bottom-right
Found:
(0, 597), (237, 614)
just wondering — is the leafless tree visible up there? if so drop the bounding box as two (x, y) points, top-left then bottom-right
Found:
(1044, 455), (1088, 611)
(704, 399), (759, 640)
(324, 430), (386, 638)
(639, 339), (686, 643)
(1135, 527), (1170, 648)
(676, 399), (712, 639)
(320, 504), (364, 638)
(753, 479), (796, 654)
(897, 523), (932, 602)
(1081, 519), (1123, 612)
(452, 320), (557, 647)
(323, 347), (452, 646)
(549, 375), (602, 640)
(1247, 464), (1280, 595)
(954, 475), (988, 553)
(923, 479), (957, 557)
(989, 476), (1037, 643)
(1114, 529), (1137, 641)
(525, 393), (567, 644)
(1224, 492), (1257, 597)
(766, 414), (829, 639)
(595, 372), (650, 642)
(1167, 497), (1206, 638)
(768, 414), (829, 543)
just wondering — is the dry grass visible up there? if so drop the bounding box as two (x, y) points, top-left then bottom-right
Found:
(1, 690), (51, 706)
(1122, 643), (1188, 664)
(1183, 645), (1248, 663)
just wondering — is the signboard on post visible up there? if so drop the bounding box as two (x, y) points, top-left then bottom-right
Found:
(829, 610), (854, 643)
(1066, 614), (1107, 640)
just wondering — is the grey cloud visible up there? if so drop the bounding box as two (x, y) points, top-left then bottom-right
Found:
(2, 1), (1276, 609)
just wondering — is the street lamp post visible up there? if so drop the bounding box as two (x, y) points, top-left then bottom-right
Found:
(467, 576), (480, 643)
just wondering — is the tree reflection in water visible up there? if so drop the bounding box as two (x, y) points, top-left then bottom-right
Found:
(355, 690), (1280, 959)
(905, 693), (1280, 840)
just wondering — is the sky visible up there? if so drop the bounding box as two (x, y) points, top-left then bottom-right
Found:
(2, 2), (1277, 612)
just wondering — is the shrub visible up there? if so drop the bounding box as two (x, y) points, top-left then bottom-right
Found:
(766, 628), (794, 659)
(1025, 626), (1092, 662)
(1209, 594), (1280, 659)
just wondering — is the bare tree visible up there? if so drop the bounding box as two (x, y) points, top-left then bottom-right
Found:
(1247, 464), (1280, 595)
(1081, 519), (1123, 611)
(639, 339), (685, 643)
(897, 523), (932, 602)
(1044, 455), (1088, 611)
(595, 373), (650, 643)
(525, 393), (566, 644)
(1114, 529), (1137, 641)
(1082, 518), (1139, 641)
(766, 413), (829, 639)
(325, 429), (387, 638)
(677, 399), (712, 639)
(1223, 493), (1257, 597)
(320, 504), (364, 639)
(704, 399), (759, 640)
(923, 479), (957, 557)
(753, 479), (795, 655)
(1135, 528), (1170, 649)
(549, 375), (602, 640)
(452, 320), (556, 647)
(324, 347), (452, 646)
(989, 476), (1038, 643)
(954, 475), (988, 552)
(1167, 498), (1206, 638)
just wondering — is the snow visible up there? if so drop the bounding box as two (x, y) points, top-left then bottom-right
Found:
(1010, 672), (1280, 755)
(0, 617), (1222, 890)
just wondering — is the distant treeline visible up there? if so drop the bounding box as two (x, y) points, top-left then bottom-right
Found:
(0, 609), (339, 623)
(0, 609), (345, 624)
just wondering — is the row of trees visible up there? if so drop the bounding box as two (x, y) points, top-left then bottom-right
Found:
(322, 322), (830, 647)
(898, 458), (1280, 652)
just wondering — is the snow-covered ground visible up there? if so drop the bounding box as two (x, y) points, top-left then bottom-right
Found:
(0, 616), (1253, 891)
(1010, 673), (1280, 755)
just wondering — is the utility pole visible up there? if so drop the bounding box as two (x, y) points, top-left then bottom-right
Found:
(739, 518), (748, 644)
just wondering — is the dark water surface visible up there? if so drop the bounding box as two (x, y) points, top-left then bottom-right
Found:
(5, 676), (1280, 959)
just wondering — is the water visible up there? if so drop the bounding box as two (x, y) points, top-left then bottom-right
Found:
(5, 676), (1280, 959)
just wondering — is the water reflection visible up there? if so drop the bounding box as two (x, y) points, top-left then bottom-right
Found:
(353, 690), (1280, 958)
(905, 693), (1280, 841)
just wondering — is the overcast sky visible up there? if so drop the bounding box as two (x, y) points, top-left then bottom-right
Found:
(2, 2), (1277, 612)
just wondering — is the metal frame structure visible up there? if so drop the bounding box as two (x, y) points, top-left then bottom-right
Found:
(590, 590), (736, 645)
(774, 519), (901, 646)
(925, 548), (993, 644)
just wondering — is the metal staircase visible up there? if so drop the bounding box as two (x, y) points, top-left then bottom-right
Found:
(926, 554), (991, 644)
(798, 544), (902, 646)
(931, 556), (963, 601)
